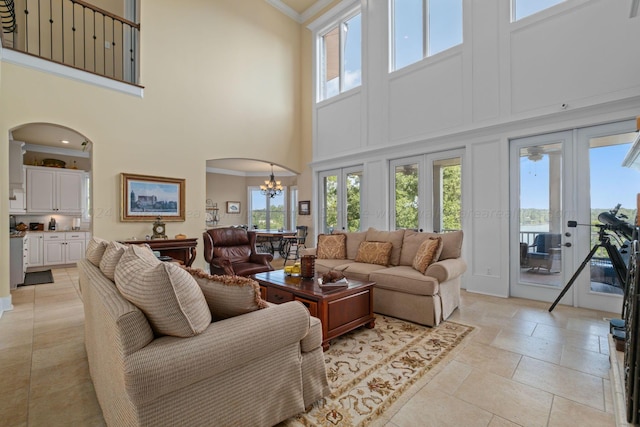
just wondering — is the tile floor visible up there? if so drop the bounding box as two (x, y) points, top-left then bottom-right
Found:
(0, 267), (619, 427)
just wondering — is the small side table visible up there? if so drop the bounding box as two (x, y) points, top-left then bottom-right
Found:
(119, 238), (197, 267)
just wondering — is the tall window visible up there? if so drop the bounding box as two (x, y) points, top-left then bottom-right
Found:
(391, 0), (462, 71)
(512, 0), (564, 21)
(318, 10), (362, 101)
(249, 188), (287, 230)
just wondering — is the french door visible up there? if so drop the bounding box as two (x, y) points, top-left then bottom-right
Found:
(510, 121), (637, 313)
(319, 166), (362, 233)
(390, 149), (463, 233)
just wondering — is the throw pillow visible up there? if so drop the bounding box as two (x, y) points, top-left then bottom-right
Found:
(185, 268), (268, 321)
(364, 228), (405, 266)
(354, 241), (393, 266)
(439, 230), (463, 260)
(114, 244), (161, 285)
(332, 230), (366, 260)
(317, 234), (347, 259)
(99, 241), (127, 281)
(115, 262), (211, 337)
(412, 237), (443, 274)
(85, 236), (108, 267)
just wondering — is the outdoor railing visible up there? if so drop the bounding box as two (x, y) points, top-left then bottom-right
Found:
(1, 0), (139, 85)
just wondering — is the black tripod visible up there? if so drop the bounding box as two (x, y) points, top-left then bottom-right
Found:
(549, 225), (628, 312)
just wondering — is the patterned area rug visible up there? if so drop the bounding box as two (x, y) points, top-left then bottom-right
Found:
(283, 315), (474, 427)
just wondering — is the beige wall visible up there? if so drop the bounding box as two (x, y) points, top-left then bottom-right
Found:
(0, 0), (304, 299)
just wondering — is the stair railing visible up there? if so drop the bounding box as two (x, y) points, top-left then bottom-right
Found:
(0, 0), (17, 48)
(3, 0), (140, 85)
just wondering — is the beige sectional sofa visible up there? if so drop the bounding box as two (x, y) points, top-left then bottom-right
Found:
(302, 228), (466, 326)
(79, 239), (329, 427)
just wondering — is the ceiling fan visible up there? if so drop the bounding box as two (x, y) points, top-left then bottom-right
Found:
(526, 147), (544, 162)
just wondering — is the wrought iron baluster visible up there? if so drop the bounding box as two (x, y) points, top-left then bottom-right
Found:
(71, 1), (75, 67)
(48, 0), (51, 58)
(60, 0), (63, 62)
(111, 17), (115, 78)
(92, 8), (95, 72)
(23, 0), (28, 52)
(36, 0), (40, 55)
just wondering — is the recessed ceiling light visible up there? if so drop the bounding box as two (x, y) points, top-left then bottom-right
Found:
(61, 140), (70, 144)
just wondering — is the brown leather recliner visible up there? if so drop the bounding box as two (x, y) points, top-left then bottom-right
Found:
(203, 227), (274, 276)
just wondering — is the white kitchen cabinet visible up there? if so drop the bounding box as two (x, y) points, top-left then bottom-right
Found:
(26, 166), (83, 214)
(43, 232), (86, 266)
(9, 167), (26, 214)
(26, 232), (44, 267)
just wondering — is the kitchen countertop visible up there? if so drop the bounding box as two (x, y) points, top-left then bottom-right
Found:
(10, 231), (26, 238)
(24, 230), (91, 233)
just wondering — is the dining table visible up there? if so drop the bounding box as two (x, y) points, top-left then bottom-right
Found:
(254, 229), (297, 257)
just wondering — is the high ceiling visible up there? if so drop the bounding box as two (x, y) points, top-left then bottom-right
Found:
(9, 2), (324, 174)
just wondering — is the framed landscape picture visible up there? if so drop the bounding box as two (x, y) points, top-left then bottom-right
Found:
(121, 173), (185, 221)
(227, 201), (241, 214)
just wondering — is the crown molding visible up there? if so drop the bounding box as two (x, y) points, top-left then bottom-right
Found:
(265, 0), (335, 24)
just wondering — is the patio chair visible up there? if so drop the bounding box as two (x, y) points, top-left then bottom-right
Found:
(526, 233), (561, 273)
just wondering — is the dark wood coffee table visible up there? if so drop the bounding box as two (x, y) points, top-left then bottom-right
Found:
(252, 270), (375, 350)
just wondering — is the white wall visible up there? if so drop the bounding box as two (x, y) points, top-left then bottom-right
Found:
(309, 0), (640, 296)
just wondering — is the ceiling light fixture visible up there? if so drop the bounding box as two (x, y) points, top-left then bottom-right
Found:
(260, 164), (283, 198)
(61, 140), (70, 144)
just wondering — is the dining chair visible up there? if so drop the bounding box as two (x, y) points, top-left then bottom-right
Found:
(283, 226), (308, 266)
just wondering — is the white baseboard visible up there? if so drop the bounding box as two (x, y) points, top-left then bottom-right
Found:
(0, 295), (14, 318)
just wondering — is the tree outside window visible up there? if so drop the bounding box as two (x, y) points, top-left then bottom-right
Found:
(250, 188), (286, 230)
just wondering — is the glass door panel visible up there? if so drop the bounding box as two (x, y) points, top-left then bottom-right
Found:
(392, 162), (419, 230)
(579, 125), (638, 311)
(510, 131), (572, 304)
(319, 167), (362, 234)
(518, 142), (563, 287)
(433, 157), (461, 232)
(320, 172), (338, 234)
(588, 134), (637, 294)
(345, 170), (362, 231)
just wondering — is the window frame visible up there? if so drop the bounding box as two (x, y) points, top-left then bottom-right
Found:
(311, 2), (362, 103)
(511, 0), (565, 22)
(247, 186), (288, 230)
(389, 0), (463, 72)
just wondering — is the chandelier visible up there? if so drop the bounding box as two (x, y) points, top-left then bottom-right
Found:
(260, 163), (283, 198)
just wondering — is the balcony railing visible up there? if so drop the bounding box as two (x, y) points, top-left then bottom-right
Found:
(0, 0), (139, 85)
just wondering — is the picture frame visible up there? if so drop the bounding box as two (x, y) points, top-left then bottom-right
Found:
(299, 200), (310, 215)
(227, 201), (241, 214)
(121, 173), (185, 221)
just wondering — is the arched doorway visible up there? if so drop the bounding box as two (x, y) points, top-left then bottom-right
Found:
(8, 123), (93, 282)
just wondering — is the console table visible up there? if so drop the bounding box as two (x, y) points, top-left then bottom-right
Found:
(119, 238), (198, 267)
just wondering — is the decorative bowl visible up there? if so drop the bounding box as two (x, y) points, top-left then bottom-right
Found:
(42, 158), (66, 168)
